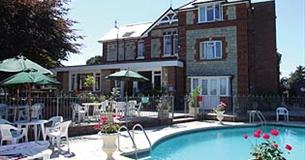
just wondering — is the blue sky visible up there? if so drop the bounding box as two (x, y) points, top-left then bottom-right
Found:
(63, 0), (305, 77)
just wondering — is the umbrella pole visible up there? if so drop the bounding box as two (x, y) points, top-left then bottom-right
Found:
(28, 84), (32, 121)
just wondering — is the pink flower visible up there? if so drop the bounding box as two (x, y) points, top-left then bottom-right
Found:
(253, 132), (261, 138)
(285, 144), (293, 151)
(270, 129), (279, 136)
(263, 133), (270, 140)
(243, 134), (248, 139)
(273, 143), (278, 149)
(220, 102), (227, 107)
(255, 129), (262, 134)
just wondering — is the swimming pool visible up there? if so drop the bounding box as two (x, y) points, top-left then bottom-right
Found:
(129, 125), (305, 160)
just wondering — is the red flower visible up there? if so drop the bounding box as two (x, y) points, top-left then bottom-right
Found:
(243, 134), (248, 139)
(263, 133), (270, 140)
(270, 129), (279, 136)
(253, 132), (261, 138)
(273, 143), (278, 149)
(255, 129), (262, 134)
(285, 144), (293, 151)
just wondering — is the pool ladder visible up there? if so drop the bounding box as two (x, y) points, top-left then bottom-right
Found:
(249, 110), (267, 126)
(117, 123), (152, 160)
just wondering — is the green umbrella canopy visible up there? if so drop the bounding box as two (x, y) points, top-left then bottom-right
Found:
(0, 70), (60, 86)
(105, 70), (149, 82)
(0, 55), (53, 75)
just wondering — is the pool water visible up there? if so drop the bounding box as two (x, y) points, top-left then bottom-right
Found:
(142, 125), (305, 160)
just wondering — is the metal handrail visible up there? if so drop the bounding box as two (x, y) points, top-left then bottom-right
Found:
(132, 123), (152, 154)
(256, 111), (267, 126)
(117, 126), (138, 159)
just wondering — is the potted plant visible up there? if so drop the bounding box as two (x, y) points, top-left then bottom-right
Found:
(95, 117), (120, 160)
(157, 96), (171, 119)
(188, 86), (201, 115)
(243, 129), (293, 160)
(213, 101), (226, 123)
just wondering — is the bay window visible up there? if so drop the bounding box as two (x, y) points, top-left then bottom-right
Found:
(191, 77), (230, 96)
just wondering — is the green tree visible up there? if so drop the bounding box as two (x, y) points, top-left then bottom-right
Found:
(0, 0), (82, 68)
(86, 56), (103, 65)
(284, 66), (305, 96)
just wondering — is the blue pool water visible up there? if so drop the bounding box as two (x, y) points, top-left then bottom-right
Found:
(144, 125), (305, 160)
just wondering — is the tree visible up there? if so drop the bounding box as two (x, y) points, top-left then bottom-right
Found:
(0, 0), (82, 68)
(86, 56), (103, 65)
(282, 66), (305, 96)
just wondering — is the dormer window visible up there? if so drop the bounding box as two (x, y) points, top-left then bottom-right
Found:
(198, 3), (223, 23)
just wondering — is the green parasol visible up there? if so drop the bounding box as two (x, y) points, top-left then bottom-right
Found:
(0, 55), (53, 75)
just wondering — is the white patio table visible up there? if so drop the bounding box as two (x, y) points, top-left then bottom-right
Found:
(0, 141), (51, 160)
(82, 103), (101, 120)
(5, 105), (28, 122)
(15, 120), (48, 142)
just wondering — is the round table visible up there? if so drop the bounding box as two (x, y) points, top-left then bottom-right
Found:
(15, 120), (48, 142)
(0, 141), (51, 160)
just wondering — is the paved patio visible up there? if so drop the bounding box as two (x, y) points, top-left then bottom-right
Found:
(50, 121), (247, 160)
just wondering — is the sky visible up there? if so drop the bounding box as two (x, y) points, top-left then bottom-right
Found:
(63, 0), (305, 77)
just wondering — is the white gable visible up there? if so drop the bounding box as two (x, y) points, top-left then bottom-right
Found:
(98, 22), (153, 42)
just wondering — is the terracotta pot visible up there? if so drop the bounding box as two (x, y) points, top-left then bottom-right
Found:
(216, 111), (225, 124)
(99, 132), (118, 160)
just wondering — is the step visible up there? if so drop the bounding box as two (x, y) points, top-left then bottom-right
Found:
(172, 117), (196, 124)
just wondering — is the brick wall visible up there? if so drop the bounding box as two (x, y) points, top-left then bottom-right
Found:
(250, 1), (279, 94)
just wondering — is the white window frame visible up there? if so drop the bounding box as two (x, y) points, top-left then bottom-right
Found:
(198, 3), (223, 23)
(200, 40), (222, 60)
(190, 76), (230, 96)
(163, 34), (172, 56)
(94, 73), (101, 91)
(137, 40), (145, 59)
(173, 34), (179, 55)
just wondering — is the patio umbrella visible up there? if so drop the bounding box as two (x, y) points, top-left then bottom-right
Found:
(0, 55), (53, 75)
(105, 69), (149, 82)
(0, 70), (60, 120)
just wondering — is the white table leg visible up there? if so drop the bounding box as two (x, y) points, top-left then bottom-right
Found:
(34, 125), (38, 141)
(40, 123), (46, 141)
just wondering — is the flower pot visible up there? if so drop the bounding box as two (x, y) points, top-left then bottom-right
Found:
(158, 110), (169, 119)
(216, 111), (225, 124)
(99, 132), (118, 160)
(189, 107), (199, 115)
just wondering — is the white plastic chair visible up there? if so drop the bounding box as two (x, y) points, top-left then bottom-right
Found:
(128, 100), (138, 116)
(99, 101), (108, 114)
(46, 121), (71, 152)
(276, 107), (289, 121)
(40, 116), (63, 140)
(115, 102), (125, 117)
(18, 103), (44, 120)
(0, 104), (7, 119)
(71, 103), (87, 122)
(0, 124), (26, 146)
(0, 118), (13, 125)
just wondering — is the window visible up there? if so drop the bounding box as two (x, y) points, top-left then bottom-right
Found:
(219, 78), (227, 95)
(198, 3), (222, 23)
(191, 77), (230, 96)
(137, 41), (144, 58)
(200, 41), (222, 60)
(173, 34), (179, 55)
(71, 74), (76, 91)
(201, 79), (208, 95)
(192, 79), (199, 90)
(163, 32), (179, 56)
(95, 73), (101, 91)
(163, 35), (172, 56)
